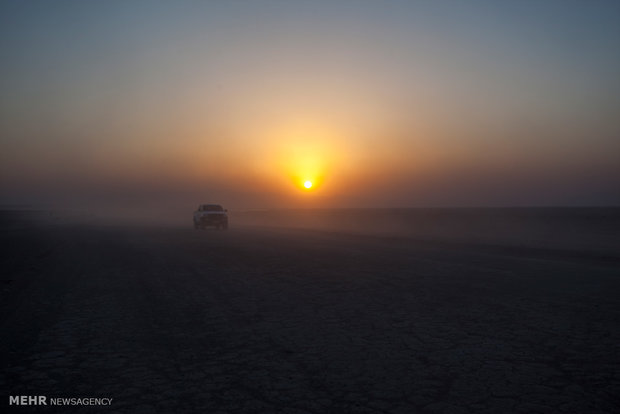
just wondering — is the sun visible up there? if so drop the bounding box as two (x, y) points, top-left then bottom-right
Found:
(304, 180), (313, 189)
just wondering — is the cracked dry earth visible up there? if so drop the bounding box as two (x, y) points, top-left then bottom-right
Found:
(1, 223), (619, 413)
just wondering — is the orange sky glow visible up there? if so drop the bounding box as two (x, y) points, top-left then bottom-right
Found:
(1, 1), (619, 212)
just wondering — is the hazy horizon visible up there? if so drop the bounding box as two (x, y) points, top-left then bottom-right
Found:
(1, 0), (619, 212)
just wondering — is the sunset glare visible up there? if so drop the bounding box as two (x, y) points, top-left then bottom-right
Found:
(0, 1), (619, 212)
(2, 2), (619, 411)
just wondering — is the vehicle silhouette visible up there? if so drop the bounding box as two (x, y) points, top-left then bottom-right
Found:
(193, 204), (228, 230)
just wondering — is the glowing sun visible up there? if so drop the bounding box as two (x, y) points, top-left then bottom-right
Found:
(304, 180), (313, 189)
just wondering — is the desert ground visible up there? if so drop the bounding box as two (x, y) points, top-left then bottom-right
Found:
(1, 209), (619, 413)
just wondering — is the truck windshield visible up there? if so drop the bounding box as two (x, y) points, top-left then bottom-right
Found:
(202, 205), (223, 211)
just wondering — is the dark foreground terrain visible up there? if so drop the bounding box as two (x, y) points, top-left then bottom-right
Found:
(1, 211), (620, 413)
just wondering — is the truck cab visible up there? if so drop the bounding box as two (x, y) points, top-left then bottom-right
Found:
(193, 204), (228, 230)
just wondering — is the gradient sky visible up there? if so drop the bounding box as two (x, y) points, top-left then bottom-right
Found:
(1, 0), (619, 210)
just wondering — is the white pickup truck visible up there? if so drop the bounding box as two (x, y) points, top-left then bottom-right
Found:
(193, 204), (228, 230)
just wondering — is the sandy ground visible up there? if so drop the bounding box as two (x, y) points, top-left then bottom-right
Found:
(1, 218), (619, 413)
